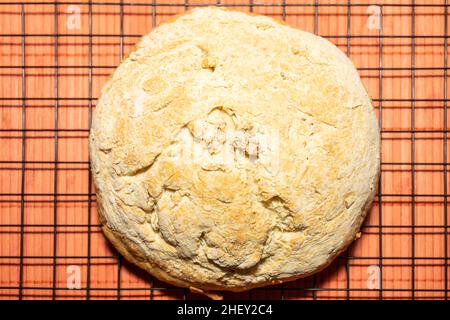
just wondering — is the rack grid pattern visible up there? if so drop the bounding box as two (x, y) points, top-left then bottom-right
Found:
(0, 0), (449, 300)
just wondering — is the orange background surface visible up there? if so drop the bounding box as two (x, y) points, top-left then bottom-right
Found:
(0, 0), (449, 299)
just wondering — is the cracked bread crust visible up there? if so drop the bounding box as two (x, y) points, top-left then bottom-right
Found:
(89, 7), (380, 296)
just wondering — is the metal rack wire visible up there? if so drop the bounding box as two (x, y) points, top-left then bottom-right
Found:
(0, 0), (449, 300)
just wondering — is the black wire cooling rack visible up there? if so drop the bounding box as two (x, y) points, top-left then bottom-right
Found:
(0, 0), (449, 300)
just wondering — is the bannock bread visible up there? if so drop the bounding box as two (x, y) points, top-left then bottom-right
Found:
(89, 7), (380, 298)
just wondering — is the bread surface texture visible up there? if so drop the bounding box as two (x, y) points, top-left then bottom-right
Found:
(89, 7), (380, 293)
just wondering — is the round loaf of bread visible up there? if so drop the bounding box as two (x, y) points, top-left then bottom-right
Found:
(89, 7), (380, 295)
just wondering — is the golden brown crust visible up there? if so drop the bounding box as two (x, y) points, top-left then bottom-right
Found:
(89, 7), (380, 296)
